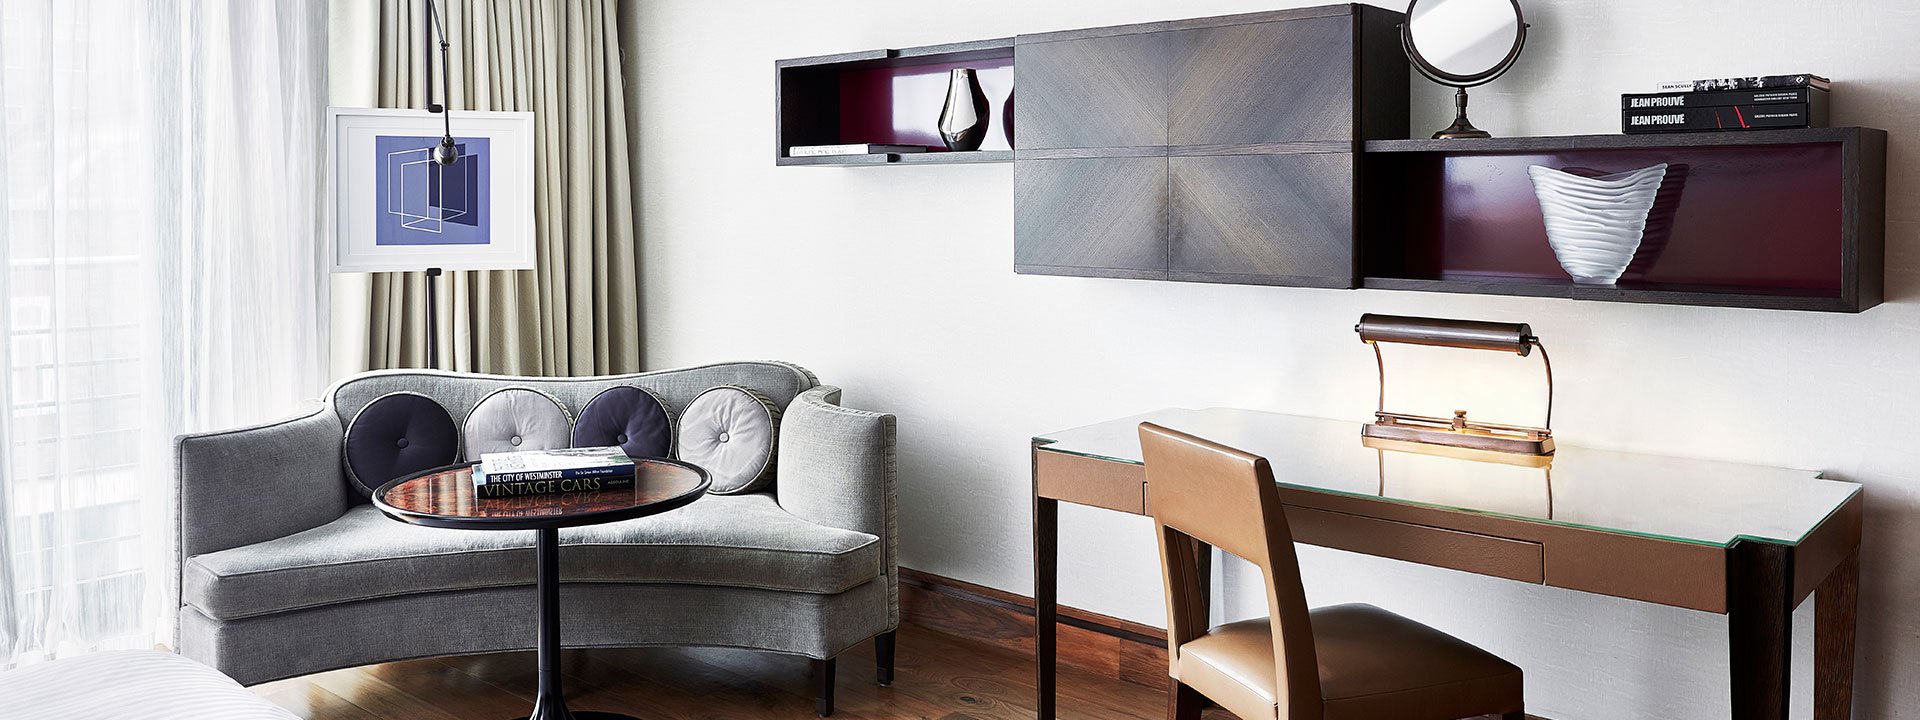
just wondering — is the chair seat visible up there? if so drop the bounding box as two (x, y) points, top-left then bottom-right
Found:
(184, 493), (881, 620)
(1177, 603), (1524, 720)
(0, 650), (300, 720)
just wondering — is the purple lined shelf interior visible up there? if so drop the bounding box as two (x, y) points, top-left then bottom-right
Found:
(1366, 142), (1846, 295)
(833, 57), (1014, 152)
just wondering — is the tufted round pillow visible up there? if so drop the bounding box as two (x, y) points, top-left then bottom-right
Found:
(462, 387), (573, 457)
(572, 385), (674, 458)
(676, 385), (781, 494)
(343, 392), (460, 497)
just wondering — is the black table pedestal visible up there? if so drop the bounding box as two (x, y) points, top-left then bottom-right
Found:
(516, 527), (640, 720)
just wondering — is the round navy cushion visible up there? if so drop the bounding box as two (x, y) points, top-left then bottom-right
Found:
(343, 392), (460, 497)
(572, 386), (674, 458)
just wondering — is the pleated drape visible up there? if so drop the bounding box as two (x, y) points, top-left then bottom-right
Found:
(348, 0), (640, 376)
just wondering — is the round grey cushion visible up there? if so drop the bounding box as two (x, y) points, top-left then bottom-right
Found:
(343, 391), (460, 497)
(462, 387), (574, 457)
(676, 385), (780, 494)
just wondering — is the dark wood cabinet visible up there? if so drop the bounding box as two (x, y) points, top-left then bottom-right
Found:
(1013, 157), (1168, 278)
(1012, 5), (1406, 287)
(1168, 16), (1355, 146)
(1170, 153), (1354, 287)
(1013, 31), (1170, 151)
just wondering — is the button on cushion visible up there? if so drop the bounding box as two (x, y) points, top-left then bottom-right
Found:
(462, 387), (573, 457)
(571, 385), (674, 459)
(676, 385), (780, 495)
(343, 392), (459, 497)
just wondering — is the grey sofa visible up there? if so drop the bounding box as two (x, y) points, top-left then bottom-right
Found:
(173, 361), (896, 715)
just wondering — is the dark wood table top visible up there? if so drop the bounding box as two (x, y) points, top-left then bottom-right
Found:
(372, 457), (711, 531)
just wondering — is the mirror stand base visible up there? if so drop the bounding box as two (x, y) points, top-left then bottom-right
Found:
(1433, 120), (1491, 139)
(1434, 87), (1493, 139)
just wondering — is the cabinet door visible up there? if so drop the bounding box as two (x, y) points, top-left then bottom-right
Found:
(1169, 16), (1355, 146)
(1169, 153), (1353, 287)
(1014, 32), (1170, 150)
(1015, 157), (1168, 278)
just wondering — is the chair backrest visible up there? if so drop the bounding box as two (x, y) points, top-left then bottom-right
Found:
(1139, 422), (1321, 718)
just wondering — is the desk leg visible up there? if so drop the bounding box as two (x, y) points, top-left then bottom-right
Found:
(1035, 496), (1058, 720)
(1729, 541), (1793, 720)
(1815, 550), (1860, 720)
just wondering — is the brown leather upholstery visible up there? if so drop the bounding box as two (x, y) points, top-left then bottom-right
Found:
(1140, 423), (1524, 720)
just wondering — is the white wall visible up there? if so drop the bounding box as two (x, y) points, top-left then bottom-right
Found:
(627, 1), (1920, 717)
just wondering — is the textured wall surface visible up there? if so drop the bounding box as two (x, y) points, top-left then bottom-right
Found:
(626, 1), (1919, 717)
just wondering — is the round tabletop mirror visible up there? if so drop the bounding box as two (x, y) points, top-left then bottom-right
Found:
(1402, 0), (1528, 138)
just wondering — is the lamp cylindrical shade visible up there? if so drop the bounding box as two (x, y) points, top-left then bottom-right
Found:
(1355, 314), (1534, 355)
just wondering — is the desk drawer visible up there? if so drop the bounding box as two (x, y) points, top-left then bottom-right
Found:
(1286, 507), (1544, 584)
(1034, 449), (1147, 514)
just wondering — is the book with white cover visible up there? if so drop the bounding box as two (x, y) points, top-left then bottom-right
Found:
(476, 446), (634, 485)
(787, 143), (930, 157)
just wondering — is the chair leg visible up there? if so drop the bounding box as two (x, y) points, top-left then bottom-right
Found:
(875, 630), (897, 686)
(814, 657), (837, 717)
(1168, 678), (1205, 720)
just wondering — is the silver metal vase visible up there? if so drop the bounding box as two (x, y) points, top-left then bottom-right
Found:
(938, 68), (990, 152)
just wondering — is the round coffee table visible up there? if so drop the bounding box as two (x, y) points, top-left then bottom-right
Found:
(372, 458), (710, 720)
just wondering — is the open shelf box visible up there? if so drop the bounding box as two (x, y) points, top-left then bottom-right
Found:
(1359, 128), (1885, 312)
(776, 38), (1015, 167)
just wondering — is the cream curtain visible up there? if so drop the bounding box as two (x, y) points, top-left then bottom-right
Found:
(0, 0), (328, 665)
(333, 0), (640, 376)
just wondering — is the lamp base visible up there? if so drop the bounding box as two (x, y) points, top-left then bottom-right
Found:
(1362, 422), (1555, 459)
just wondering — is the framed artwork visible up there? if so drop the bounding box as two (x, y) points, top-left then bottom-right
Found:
(328, 107), (535, 272)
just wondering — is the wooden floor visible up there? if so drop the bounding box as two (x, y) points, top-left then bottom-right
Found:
(250, 621), (1232, 720)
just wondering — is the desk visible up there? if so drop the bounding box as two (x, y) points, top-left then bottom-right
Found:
(1031, 408), (1861, 720)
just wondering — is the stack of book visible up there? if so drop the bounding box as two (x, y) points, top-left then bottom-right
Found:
(473, 446), (636, 499)
(1621, 74), (1829, 134)
(787, 143), (932, 157)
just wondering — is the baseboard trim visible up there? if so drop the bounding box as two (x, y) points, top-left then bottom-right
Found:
(898, 567), (1169, 688)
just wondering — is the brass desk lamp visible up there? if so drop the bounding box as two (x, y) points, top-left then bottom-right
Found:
(1355, 314), (1554, 460)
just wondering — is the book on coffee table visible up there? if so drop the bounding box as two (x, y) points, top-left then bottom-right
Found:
(476, 449), (633, 487)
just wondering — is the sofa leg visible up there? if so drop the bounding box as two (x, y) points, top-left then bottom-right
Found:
(814, 657), (837, 717)
(875, 630), (896, 686)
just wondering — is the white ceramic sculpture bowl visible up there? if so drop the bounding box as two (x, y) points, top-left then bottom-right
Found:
(1528, 163), (1669, 285)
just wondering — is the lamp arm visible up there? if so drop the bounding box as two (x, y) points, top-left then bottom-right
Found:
(1371, 341), (1387, 416)
(425, 0), (458, 165)
(1533, 339), (1554, 431)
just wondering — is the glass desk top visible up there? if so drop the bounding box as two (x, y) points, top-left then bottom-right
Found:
(1034, 408), (1860, 548)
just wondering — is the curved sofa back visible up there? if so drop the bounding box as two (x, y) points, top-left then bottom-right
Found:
(325, 361), (818, 493)
(327, 361), (817, 428)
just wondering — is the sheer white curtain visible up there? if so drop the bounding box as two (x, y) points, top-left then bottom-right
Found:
(0, 0), (328, 665)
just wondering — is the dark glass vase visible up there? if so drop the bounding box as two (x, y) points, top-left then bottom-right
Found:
(938, 68), (990, 152)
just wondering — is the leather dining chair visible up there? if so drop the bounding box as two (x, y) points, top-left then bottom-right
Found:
(1138, 422), (1526, 720)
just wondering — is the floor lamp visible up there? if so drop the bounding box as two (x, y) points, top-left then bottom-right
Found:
(326, 1), (535, 372)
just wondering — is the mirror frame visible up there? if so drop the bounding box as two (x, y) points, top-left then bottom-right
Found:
(1400, 0), (1529, 88)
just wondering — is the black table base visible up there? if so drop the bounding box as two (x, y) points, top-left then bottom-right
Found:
(515, 528), (642, 720)
(516, 712), (641, 720)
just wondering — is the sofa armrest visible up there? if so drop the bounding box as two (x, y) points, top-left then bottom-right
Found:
(174, 404), (351, 560)
(777, 386), (898, 618)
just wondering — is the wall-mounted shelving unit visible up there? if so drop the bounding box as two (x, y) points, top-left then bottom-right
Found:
(775, 38), (1014, 166)
(1360, 127), (1886, 312)
(772, 6), (1888, 313)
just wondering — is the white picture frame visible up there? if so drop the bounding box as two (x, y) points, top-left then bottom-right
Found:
(327, 107), (535, 273)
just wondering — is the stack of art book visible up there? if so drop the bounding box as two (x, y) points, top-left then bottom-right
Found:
(1621, 74), (1828, 134)
(474, 446), (635, 499)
